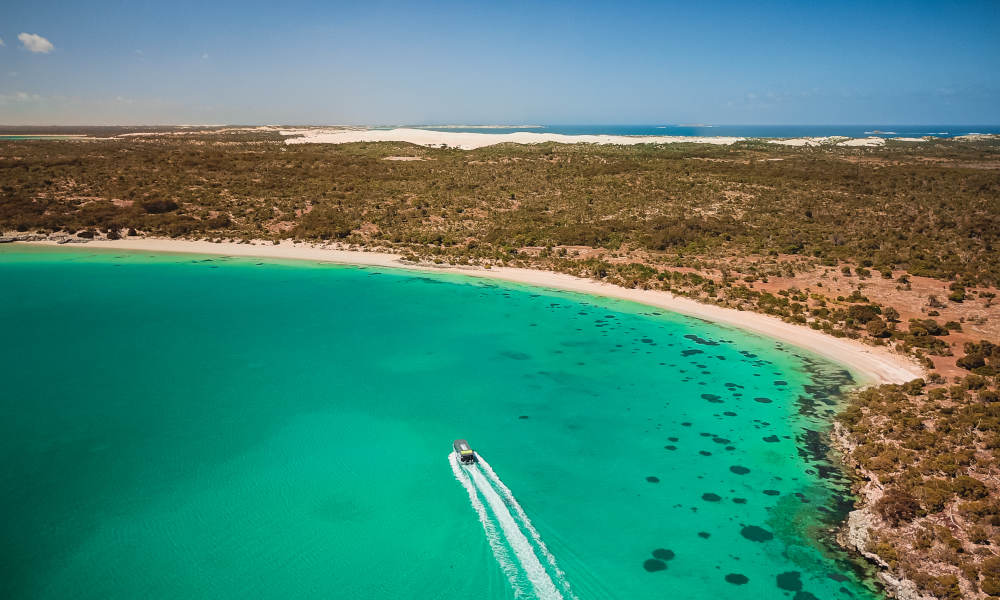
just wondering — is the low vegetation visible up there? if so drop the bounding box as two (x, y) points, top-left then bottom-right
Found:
(840, 349), (1000, 598)
(1, 132), (998, 284)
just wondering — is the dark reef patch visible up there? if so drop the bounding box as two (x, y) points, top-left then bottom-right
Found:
(740, 525), (774, 542)
(725, 573), (749, 585)
(762, 435), (780, 443)
(702, 493), (722, 502)
(776, 571), (803, 591)
(729, 465), (750, 475)
(701, 393), (723, 403)
(795, 356), (855, 420)
(651, 548), (675, 561)
(646, 476), (660, 483)
(684, 334), (719, 346)
(643, 559), (667, 572)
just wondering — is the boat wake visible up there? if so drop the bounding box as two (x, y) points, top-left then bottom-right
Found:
(449, 452), (576, 600)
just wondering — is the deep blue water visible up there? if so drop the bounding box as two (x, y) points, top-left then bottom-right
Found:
(405, 124), (1000, 139)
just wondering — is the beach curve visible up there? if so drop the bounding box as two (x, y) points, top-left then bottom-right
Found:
(18, 238), (923, 386)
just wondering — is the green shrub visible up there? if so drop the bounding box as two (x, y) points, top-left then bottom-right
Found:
(913, 573), (962, 599)
(876, 487), (920, 525)
(141, 199), (179, 214)
(954, 476), (989, 500)
(916, 479), (954, 513)
(902, 379), (925, 395)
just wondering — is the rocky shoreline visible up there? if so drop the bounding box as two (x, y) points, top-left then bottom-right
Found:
(831, 421), (935, 600)
(0, 232), (90, 244)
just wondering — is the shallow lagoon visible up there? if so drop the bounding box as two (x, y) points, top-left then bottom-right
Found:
(0, 247), (882, 599)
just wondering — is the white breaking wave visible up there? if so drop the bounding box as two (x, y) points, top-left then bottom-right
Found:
(467, 464), (562, 599)
(478, 456), (577, 600)
(449, 453), (523, 596)
(450, 452), (567, 600)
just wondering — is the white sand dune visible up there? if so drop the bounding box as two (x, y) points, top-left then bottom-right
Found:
(769, 136), (894, 147)
(280, 127), (932, 150)
(20, 238), (923, 386)
(768, 136), (846, 147)
(281, 127), (744, 149)
(837, 136), (889, 147)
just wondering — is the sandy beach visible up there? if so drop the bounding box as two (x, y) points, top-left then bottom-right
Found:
(19, 238), (923, 386)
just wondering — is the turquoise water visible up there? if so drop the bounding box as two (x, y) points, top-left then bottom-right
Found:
(0, 246), (882, 600)
(406, 124), (1000, 138)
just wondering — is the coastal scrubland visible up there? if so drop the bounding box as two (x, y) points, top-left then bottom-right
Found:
(2, 129), (999, 598)
(3, 132), (996, 285)
(838, 347), (1000, 600)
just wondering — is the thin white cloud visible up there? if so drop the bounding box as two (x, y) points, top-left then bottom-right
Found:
(0, 37), (6, 47)
(201, 52), (209, 59)
(0, 91), (42, 103)
(18, 32), (54, 54)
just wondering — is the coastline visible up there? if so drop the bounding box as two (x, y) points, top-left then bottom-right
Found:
(12, 235), (927, 597)
(15, 237), (923, 386)
(830, 423), (933, 600)
(5, 236), (903, 600)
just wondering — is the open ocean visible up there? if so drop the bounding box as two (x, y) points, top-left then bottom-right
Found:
(407, 124), (1000, 139)
(1, 246), (885, 599)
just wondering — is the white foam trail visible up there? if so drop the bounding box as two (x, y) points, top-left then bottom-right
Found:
(449, 452), (524, 597)
(467, 461), (563, 600)
(478, 456), (578, 600)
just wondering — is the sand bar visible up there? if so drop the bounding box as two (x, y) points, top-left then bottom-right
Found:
(18, 238), (923, 385)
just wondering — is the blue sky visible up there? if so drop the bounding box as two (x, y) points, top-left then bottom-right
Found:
(1, 0), (998, 125)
